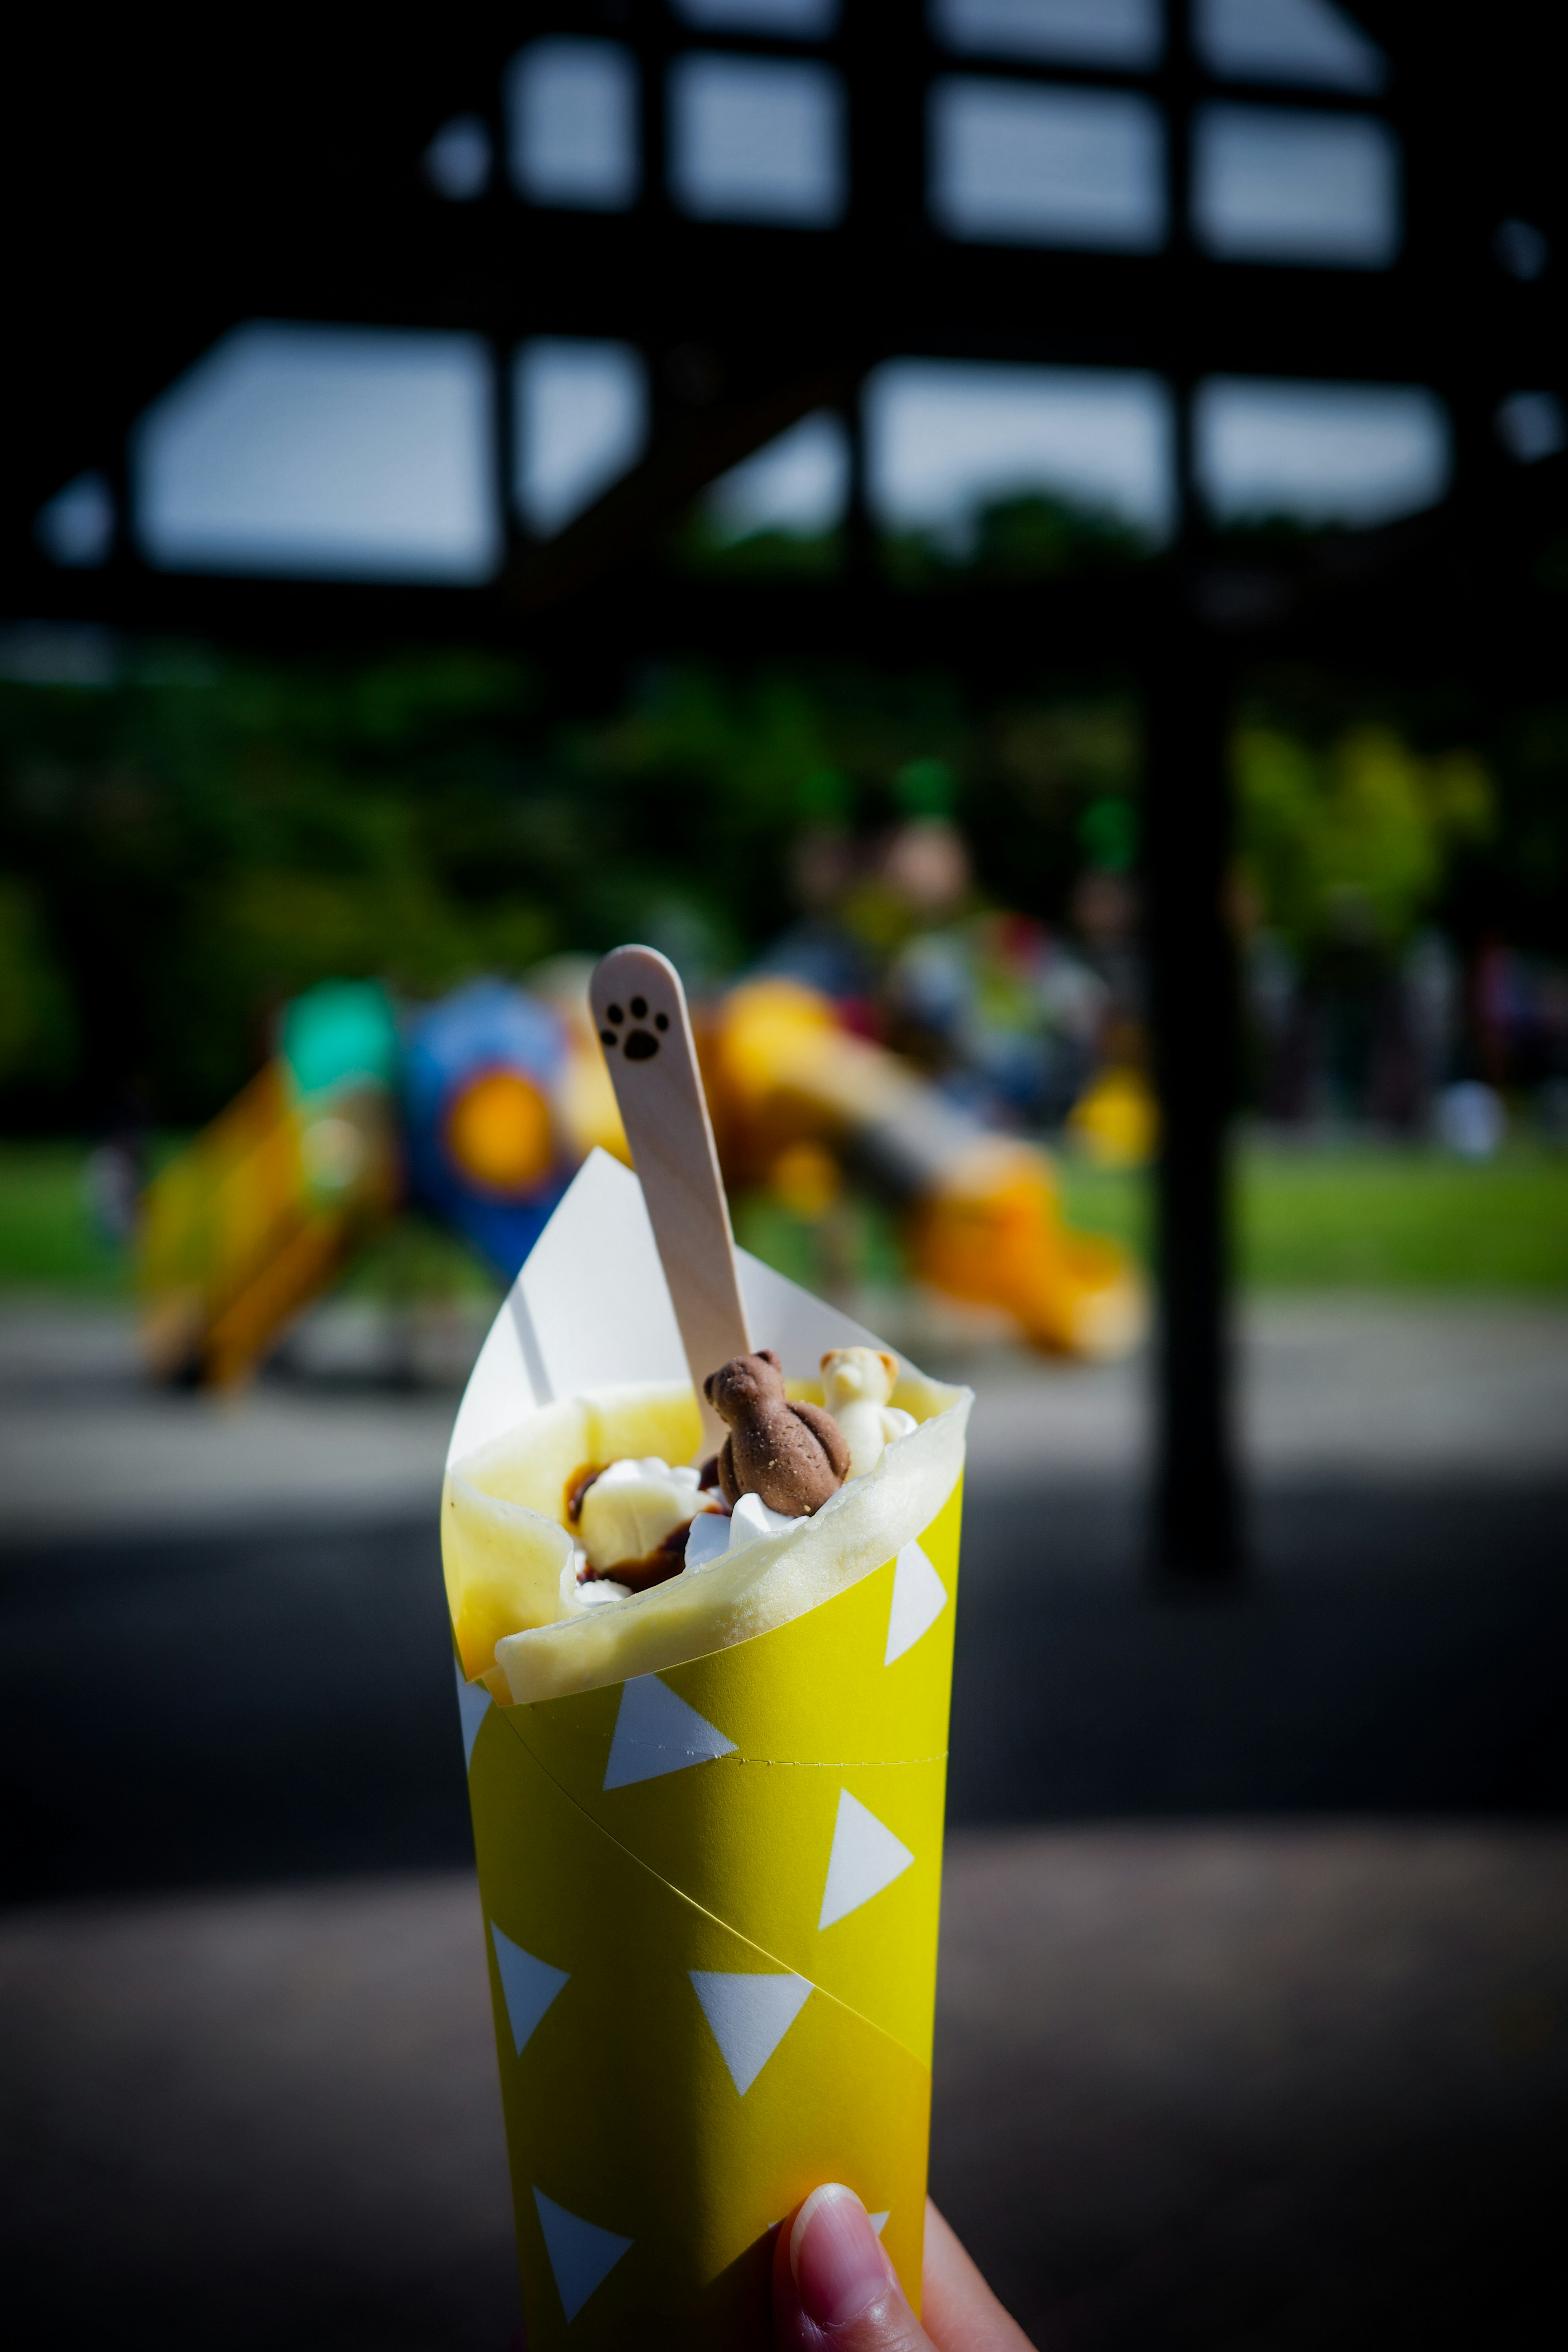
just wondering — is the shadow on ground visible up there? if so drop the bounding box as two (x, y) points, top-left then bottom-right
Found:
(3, 1474), (1566, 1902)
(2, 1431), (1566, 2348)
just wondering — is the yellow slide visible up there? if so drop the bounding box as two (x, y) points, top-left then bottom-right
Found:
(708, 980), (1145, 1359)
(138, 984), (399, 1387)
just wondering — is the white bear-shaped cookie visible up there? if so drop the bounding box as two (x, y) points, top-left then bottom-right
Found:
(820, 1346), (917, 1480)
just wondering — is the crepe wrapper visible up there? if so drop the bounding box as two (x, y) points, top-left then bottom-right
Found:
(444, 1151), (969, 2348)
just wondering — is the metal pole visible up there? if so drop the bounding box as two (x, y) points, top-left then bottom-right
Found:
(1144, 610), (1240, 1582)
(1140, 0), (1241, 1584)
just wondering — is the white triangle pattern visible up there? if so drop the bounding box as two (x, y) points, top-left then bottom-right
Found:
(884, 1540), (948, 1666)
(532, 2187), (633, 2321)
(603, 1674), (737, 1791)
(818, 1788), (915, 1930)
(869, 2211), (890, 2237)
(688, 1970), (813, 2096)
(490, 1923), (570, 2056)
(454, 1658), (492, 1769)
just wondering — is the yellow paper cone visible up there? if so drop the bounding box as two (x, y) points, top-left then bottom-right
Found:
(445, 1152), (969, 2347)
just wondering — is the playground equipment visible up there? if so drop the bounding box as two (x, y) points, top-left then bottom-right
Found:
(138, 971), (622, 1388)
(401, 979), (575, 1276)
(707, 979), (1145, 1359)
(139, 965), (1145, 1386)
(138, 982), (401, 1386)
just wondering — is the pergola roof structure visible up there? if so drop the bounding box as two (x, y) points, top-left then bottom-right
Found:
(5, 2), (1563, 1572)
(5, 2), (1562, 668)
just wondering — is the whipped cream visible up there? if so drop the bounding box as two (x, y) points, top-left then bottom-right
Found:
(684, 1488), (800, 1572)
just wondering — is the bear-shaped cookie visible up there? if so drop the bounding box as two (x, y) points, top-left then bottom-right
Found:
(820, 1345), (918, 1480)
(704, 1348), (851, 1516)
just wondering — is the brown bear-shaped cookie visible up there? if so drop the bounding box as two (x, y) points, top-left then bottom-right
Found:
(704, 1349), (851, 1516)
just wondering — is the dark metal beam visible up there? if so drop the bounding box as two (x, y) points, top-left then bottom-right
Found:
(1144, 611), (1239, 1584)
(501, 365), (850, 614)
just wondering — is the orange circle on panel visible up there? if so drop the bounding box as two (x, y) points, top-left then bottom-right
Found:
(446, 1069), (554, 1193)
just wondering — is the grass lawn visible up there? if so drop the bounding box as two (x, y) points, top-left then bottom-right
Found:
(2, 1136), (1565, 1301)
(0, 1142), (131, 1295)
(1060, 1141), (1568, 1292)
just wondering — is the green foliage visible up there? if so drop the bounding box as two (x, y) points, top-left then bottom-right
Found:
(4, 633), (1551, 1138)
(884, 492), (1148, 587)
(895, 757), (958, 819)
(0, 879), (76, 1086)
(0, 643), (1153, 1127)
(671, 514), (842, 579)
(0, 647), (556, 1121)
(1234, 722), (1493, 953)
(2, 648), (843, 1122)
(1077, 796), (1138, 873)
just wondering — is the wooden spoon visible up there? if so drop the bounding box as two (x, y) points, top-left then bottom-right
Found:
(590, 945), (753, 1451)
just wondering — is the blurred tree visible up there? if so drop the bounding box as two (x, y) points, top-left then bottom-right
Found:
(1234, 724), (1493, 954)
(884, 492), (1147, 588)
(0, 878), (76, 1099)
(7, 635), (1550, 1139)
(0, 645), (1154, 1129)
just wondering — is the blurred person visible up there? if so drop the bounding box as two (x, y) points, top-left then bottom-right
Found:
(1436, 1077), (1507, 1159)
(885, 913), (1105, 1129)
(1403, 927), (1461, 1130)
(82, 1119), (146, 1245)
(1069, 866), (1142, 1030)
(1473, 937), (1515, 1094)
(880, 816), (972, 920)
(1245, 927), (1309, 1124)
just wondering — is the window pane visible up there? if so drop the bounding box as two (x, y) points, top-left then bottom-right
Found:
(1193, 105), (1399, 266)
(672, 0), (840, 33)
(507, 39), (639, 211)
(669, 53), (845, 225)
(1194, 0), (1386, 94)
(36, 473), (115, 569)
(866, 360), (1175, 545)
(1196, 378), (1449, 526)
(704, 411), (850, 539)
(931, 80), (1165, 249)
(424, 116), (492, 201)
(515, 340), (648, 537)
(134, 324), (499, 581)
(1495, 391), (1566, 467)
(930, 0), (1163, 68)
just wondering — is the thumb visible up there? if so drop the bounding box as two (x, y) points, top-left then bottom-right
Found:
(773, 2185), (934, 2352)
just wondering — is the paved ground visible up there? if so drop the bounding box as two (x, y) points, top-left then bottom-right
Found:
(2, 1297), (1565, 2347)
(3, 1830), (1564, 2352)
(2, 1294), (1566, 1543)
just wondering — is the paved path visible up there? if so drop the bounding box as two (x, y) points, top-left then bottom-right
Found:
(2, 1296), (1565, 1544)
(3, 1829), (1564, 2352)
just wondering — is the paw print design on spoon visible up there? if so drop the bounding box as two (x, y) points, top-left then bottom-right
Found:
(590, 945), (753, 1453)
(598, 992), (670, 1062)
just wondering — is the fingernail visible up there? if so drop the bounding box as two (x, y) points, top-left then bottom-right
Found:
(790, 2185), (892, 2329)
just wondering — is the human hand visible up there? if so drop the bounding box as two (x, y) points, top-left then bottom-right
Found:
(772, 2185), (1036, 2352)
